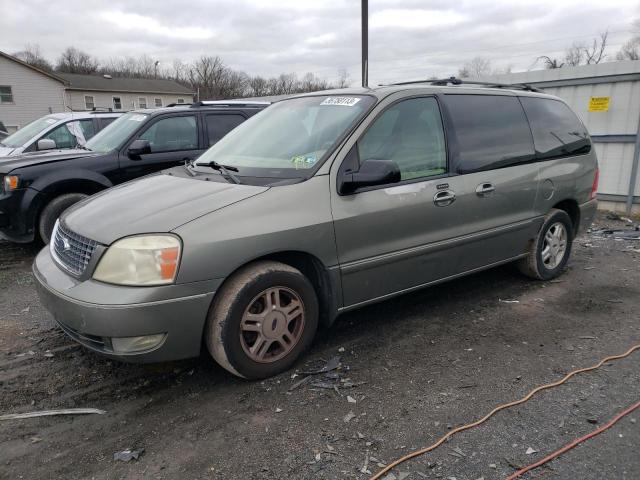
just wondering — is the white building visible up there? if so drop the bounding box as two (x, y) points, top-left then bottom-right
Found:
(486, 61), (640, 214)
(0, 50), (194, 132)
(0, 51), (67, 133)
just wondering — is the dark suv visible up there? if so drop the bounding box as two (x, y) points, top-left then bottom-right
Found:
(0, 101), (268, 243)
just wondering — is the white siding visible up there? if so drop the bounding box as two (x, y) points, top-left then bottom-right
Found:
(66, 90), (190, 111)
(0, 56), (66, 130)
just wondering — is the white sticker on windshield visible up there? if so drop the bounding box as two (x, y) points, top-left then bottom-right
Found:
(128, 114), (147, 122)
(320, 97), (361, 107)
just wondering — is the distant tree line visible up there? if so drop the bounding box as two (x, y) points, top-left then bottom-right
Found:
(11, 45), (350, 99)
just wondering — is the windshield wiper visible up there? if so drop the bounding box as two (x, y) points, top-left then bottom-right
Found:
(77, 145), (92, 151)
(200, 161), (242, 185)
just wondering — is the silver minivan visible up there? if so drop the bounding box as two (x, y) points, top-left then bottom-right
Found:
(33, 81), (598, 379)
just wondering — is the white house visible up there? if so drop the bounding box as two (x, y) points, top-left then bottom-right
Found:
(0, 51), (67, 133)
(0, 50), (194, 132)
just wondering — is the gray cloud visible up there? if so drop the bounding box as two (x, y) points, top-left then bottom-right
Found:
(1, 0), (638, 85)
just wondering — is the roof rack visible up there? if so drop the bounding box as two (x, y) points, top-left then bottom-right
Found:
(388, 76), (543, 93)
(190, 100), (271, 108)
(166, 102), (193, 107)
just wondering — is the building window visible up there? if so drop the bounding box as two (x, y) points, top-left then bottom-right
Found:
(0, 86), (13, 103)
(84, 95), (95, 110)
(177, 98), (185, 104)
(113, 97), (122, 110)
(139, 97), (147, 108)
(154, 98), (163, 107)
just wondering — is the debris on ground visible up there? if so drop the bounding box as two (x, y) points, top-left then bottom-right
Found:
(360, 449), (371, 474)
(591, 228), (640, 240)
(302, 356), (342, 375)
(0, 408), (106, 421)
(526, 447), (538, 455)
(344, 411), (356, 423)
(499, 299), (520, 304)
(113, 448), (144, 462)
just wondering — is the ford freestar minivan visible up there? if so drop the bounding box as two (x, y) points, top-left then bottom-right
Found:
(33, 79), (598, 379)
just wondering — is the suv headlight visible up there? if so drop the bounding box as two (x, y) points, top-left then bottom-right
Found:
(93, 235), (182, 286)
(2, 175), (19, 192)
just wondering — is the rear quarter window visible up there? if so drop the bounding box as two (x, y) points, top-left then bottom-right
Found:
(445, 94), (535, 174)
(519, 97), (590, 160)
(206, 114), (246, 146)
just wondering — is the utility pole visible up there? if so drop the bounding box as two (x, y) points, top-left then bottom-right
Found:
(361, 0), (368, 87)
(154, 60), (160, 79)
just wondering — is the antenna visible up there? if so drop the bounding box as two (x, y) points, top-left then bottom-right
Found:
(361, 0), (368, 88)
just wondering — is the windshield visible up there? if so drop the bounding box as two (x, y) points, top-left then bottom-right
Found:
(86, 112), (149, 153)
(1, 116), (59, 148)
(195, 95), (375, 178)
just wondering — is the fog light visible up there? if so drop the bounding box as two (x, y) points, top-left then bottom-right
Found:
(111, 334), (166, 353)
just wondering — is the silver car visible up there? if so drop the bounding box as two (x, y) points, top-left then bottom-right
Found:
(0, 111), (121, 157)
(33, 81), (598, 379)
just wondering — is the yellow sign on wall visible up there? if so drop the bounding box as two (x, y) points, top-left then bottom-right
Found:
(589, 96), (610, 112)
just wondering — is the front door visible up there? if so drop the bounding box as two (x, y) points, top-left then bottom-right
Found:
(119, 114), (203, 181)
(331, 95), (476, 307)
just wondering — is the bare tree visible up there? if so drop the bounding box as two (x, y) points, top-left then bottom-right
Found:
(583, 31), (608, 64)
(56, 47), (99, 74)
(564, 42), (584, 66)
(617, 20), (640, 60)
(12, 44), (53, 71)
(336, 68), (350, 88)
(537, 55), (564, 69)
(459, 57), (492, 78)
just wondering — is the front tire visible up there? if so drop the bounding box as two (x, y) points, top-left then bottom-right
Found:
(38, 193), (89, 244)
(205, 261), (319, 379)
(518, 208), (573, 280)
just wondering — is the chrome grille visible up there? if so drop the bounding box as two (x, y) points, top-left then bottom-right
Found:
(51, 222), (97, 276)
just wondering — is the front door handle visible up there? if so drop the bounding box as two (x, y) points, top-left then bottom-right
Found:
(476, 183), (495, 196)
(433, 190), (456, 207)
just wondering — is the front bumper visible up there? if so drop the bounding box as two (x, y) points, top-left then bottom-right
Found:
(0, 188), (38, 243)
(33, 247), (220, 363)
(578, 198), (598, 235)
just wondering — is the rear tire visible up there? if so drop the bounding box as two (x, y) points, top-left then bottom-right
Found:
(518, 208), (573, 280)
(38, 193), (89, 244)
(205, 260), (319, 379)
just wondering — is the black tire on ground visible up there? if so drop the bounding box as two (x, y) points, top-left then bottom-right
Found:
(518, 208), (574, 281)
(38, 193), (89, 244)
(205, 260), (319, 379)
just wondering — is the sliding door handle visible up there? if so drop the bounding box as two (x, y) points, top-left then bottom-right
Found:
(433, 190), (456, 207)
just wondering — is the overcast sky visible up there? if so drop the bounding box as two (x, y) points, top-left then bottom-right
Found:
(1, 0), (638, 85)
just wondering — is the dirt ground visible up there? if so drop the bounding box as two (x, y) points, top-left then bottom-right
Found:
(1, 212), (639, 480)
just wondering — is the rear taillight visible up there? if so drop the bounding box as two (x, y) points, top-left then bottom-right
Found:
(590, 167), (599, 200)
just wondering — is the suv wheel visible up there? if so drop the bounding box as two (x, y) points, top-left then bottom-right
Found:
(38, 193), (89, 244)
(205, 260), (319, 379)
(518, 208), (573, 280)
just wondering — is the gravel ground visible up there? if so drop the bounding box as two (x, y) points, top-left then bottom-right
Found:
(0, 212), (639, 480)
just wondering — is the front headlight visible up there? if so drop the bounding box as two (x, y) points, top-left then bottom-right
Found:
(3, 175), (19, 192)
(93, 235), (182, 286)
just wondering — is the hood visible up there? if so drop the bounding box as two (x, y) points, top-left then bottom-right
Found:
(0, 146), (17, 157)
(63, 173), (269, 245)
(0, 149), (100, 173)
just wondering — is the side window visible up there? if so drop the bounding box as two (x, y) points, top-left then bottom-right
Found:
(85, 95), (95, 110)
(358, 97), (446, 181)
(445, 95), (535, 174)
(138, 115), (198, 153)
(113, 97), (122, 110)
(99, 117), (117, 129)
(154, 98), (163, 107)
(205, 114), (245, 146)
(78, 119), (96, 140)
(139, 97), (147, 109)
(520, 97), (590, 160)
(42, 123), (76, 149)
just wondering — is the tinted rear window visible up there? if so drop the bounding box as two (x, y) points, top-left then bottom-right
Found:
(206, 114), (245, 146)
(519, 97), (590, 160)
(445, 95), (535, 173)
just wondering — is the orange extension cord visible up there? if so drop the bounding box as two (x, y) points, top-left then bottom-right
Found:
(369, 343), (640, 480)
(506, 399), (640, 479)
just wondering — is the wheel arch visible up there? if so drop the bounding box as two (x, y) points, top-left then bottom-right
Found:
(216, 250), (341, 329)
(551, 198), (580, 235)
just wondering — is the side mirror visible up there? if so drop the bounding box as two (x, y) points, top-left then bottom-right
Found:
(127, 139), (151, 159)
(37, 139), (57, 151)
(339, 159), (401, 194)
